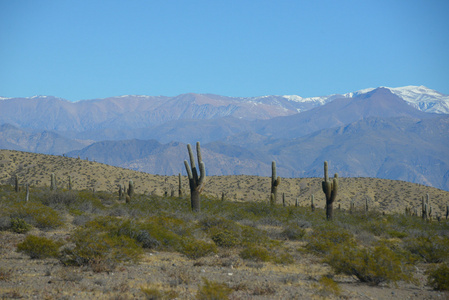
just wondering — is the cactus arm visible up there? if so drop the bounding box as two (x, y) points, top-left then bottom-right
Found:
(330, 175), (338, 202)
(184, 160), (193, 180)
(198, 161), (206, 193)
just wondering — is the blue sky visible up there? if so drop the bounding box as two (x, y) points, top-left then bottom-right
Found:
(1, 0), (448, 101)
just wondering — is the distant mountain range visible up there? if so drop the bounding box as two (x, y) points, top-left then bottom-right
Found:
(1, 86), (448, 191)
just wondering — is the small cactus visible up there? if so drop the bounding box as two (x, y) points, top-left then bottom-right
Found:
(311, 194), (315, 211)
(322, 161), (338, 220)
(446, 204), (449, 220)
(295, 197), (299, 207)
(184, 142), (206, 212)
(282, 193), (286, 207)
(68, 175), (72, 190)
(270, 161), (281, 205)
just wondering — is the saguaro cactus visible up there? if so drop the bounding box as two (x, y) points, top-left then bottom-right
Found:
(15, 175), (19, 192)
(50, 173), (56, 191)
(25, 183), (29, 202)
(311, 194), (315, 211)
(322, 161), (338, 220)
(118, 184), (123, 200)
(270, 161), (281, 205)
(178, 173), (183, 198)
(184, 142), (206, 212)
(68, 175), (72, 190)
(128, 180), (134, 198)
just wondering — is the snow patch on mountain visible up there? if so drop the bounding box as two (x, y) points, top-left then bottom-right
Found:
(387, 86), (449, 114)
(283, 86), (449, 114)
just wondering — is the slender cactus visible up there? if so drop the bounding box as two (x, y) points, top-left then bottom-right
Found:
(128, 180), (134, 198)
(282, 193), (286, 207)
(50, 173), (56, 191)
(25, 183), (29, 202)
(322, 161), (338, 220)
(295, 197), (299, 207)
(270, 161), (281, 205)
(311, 194), (315, 211)
(184, 142), (206, 212)
(15, 175), (19, 192)
(178, 173), (183, 198)
(118, 184), (123, 200)
(446, 204), (449, 220)
(421, 196), (426, 220)
(68, 175), (72, 190)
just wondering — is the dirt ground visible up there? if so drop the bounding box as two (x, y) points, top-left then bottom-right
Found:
(1, 230), (447, 300)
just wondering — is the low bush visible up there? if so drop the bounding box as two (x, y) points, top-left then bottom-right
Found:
(306, 225), (355, 255)
(404, 234), (449, 263)
(196, 278), (232, 300)
(281, 224), (306, 240)
(182, 239), (217, 259)
(17, 235), (61, 259)
(8, 202), (64, 229)
(61, 218), (143, 267)
(426, 263), (449, 291)
(140, 285), (179, 299)
(10, 218), (32, 234)
(325, 243), (415, 285)
(240, 245), (271, 262)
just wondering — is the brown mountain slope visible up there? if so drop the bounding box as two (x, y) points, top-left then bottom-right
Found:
(1, 150), (447, 215)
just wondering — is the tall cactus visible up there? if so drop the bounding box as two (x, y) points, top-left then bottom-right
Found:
(118, 184), (123, 200)
(270, 161), (281, 205)
(25, 183), (29, 202)
(68, 175), (72, 190)
(15, 175), (19, 192)
(184, 142), (206, 212)
(50, 173), (56, 191)
(178, 173), (183, 198)
(128, 180), (134, 198)
(322, 161), (338, 220)
(311, 194), (315, 211)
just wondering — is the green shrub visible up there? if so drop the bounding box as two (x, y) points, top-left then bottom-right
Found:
(61, 218), (143, 267)
(313, 276), (341, 297)
(196, 278), (232, 300)
(281, 224), (306, 240)
(8, 202), (64, 229)
(240, 245), (271, 262)
(182, 239), (217, 259)
(272, 251), (295, 265)
(17, 235), (61, 259)
(306, 225), (355, 255)
(10, 218), (32, 234)
(404, 235), (449, 263)
(210, 229), (240, 248)
(325, 243), (415, 285)
(426, 264), (449, 291)
(141, 286), (179, 299)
